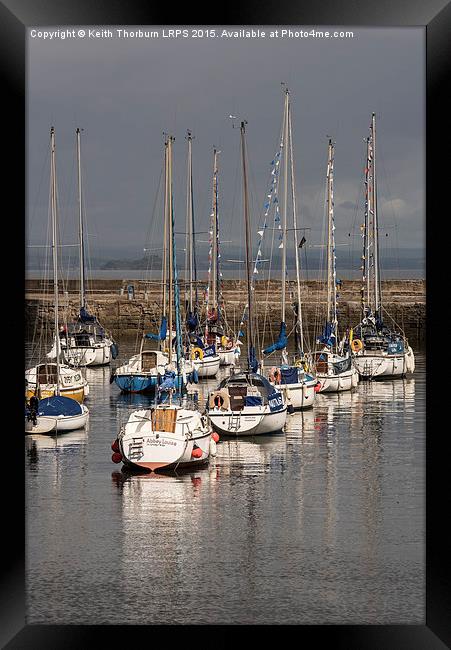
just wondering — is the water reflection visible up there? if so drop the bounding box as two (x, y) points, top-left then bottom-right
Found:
(25, 340), (425, 625)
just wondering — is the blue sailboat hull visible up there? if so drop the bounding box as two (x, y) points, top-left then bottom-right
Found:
(114, 373), (186, 394)
(114, 375), (158, 393)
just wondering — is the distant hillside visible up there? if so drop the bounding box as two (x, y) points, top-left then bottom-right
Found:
(100, 255), (162, 270)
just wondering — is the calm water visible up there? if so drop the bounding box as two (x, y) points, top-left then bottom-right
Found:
(25, 340), (425, 625)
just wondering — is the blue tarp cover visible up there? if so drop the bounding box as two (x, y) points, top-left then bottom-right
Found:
(280, 366), (299, 384)
(38, 395), (83, 416)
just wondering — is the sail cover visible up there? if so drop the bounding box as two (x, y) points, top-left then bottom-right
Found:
(38, 395), (83, 416)
(146, 317), (168, 342)
(317, 322), (336, 348)
(248, 345), (258, 373)
(79, 306), (97, 323)
(186, 311), (198, 332)
(263, 322), (288, 355)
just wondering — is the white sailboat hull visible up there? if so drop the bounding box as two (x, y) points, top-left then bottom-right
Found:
(317, 366), (359, 393)
(118, 407), (212, 471)
(353, 346), (415, 379)
(64, 341), (112, 367)
(51, 405), (89, 432)
(25, 416), (57, 434)
(208, 405), (287, 436)
(192, 354), (220, 378)
(218, 349), (237, 366)
(276, 381), (316, 410)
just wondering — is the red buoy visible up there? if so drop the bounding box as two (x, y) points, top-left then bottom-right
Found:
(191, 447), (203, 459)
(314, 382), (322, 393)
(111, 439), (120, 452)
(111, 451), (122, 463)
(211, 432), (220, 443)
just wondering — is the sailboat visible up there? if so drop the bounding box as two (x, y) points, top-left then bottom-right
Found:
(112, 136), (195, 393)
(111, 134), (215, 472)
(205, 146), (240, 367)
(48, 127), (117, 367)
(351, 113), (415, 379)
(206, 121), (287, 436)
(25, 127), (89, 432)
(312, 138), (359, 393)
(262, 88), (317, 410)
(183, 133), (221, 378)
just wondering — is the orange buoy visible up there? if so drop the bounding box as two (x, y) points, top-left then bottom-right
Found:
(211, 432), (220, 443)
(111, 451), (122, 463)
(191, 447), (203, 459)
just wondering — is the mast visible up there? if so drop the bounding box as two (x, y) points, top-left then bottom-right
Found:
(50, 127), (60, 394)
(185, 130), (194, 312)
(326, 138), (338, 349)
(240, 121), (254, 369)
(167, 135), (174, 366)
(76, 128), (86, 310)
(287, 97), (304, 353)
(212, 148), (219, 315)
(371, 113), (382, 317)
(361, 134), (371, 319)
(281, 89), (289, 324)
(162, 136), (169, 328)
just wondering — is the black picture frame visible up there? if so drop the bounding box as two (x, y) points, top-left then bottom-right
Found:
(3, 1), (449, 647)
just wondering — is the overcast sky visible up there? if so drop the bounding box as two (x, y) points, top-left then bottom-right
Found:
(27, 26), (425, 269)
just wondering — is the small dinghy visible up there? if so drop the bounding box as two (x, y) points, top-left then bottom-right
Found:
(37, 395), (89, 432)
(25, 414), (56, 434)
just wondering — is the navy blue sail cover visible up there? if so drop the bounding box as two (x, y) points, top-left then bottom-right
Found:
(79, 306), (97, 323)
(248, 345), (258, 373)
(263, 322), (288, 355)
(317, 321), (336, 348)
(38, 395), (83, 416)
(186, 311), (198, 332)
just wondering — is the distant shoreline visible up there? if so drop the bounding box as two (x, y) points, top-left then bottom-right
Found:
(26, 269), (425, 281)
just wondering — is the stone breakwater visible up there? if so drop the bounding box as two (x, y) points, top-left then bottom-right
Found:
(25, 278), (426, 344)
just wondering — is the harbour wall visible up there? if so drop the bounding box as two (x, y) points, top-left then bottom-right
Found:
(25, 278), (426, 344)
